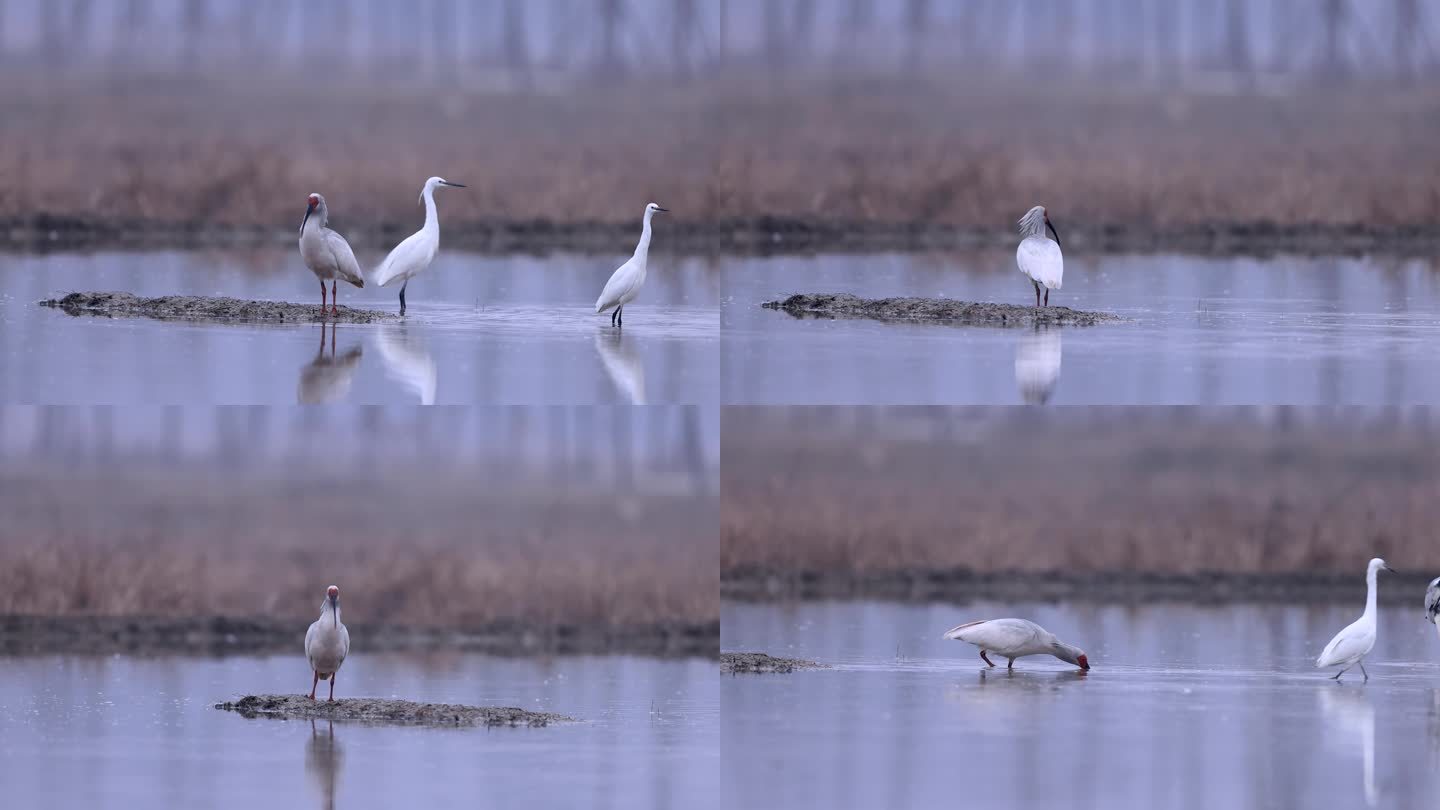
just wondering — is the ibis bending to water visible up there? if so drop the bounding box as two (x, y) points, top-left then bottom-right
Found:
(596, 203), (668, 327)
(1016, 205), (1063, 307)
(371, 176), (466, 315)
(943, 618), (1090, 671)
(299, 193), (365, 315)
(305, 585), (350, 701)
(1317, 558), (1396, 682)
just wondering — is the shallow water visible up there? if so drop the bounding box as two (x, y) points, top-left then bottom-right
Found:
(0, 652), (716, 809)
(721, 600), (1440, 810)
(723, 252), (1440, 404)
(0, 250), (718, 404)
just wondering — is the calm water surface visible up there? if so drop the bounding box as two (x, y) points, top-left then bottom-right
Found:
(722, 600), (1440, 810)
(0, 250), (719, 404)
(0, 653), (717, 809)
(723, 252), (1440, 404)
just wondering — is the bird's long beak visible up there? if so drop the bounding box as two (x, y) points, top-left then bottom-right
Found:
(655, 207), (670, 213)
(1385, 564), (1398, 573)
(1045, 218), (1062, 249)
(301, 205), (314, 235)
(440, 181), (466, 188)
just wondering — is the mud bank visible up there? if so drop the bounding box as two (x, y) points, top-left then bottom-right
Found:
(215, 694), (573, 727)
(721, 652), (826, 674)
(38, 291), (396, 324)
(6, 216), (1440, 257)
(0, 615), (718, 658)
(764, 293), (1123, 327)
(722, 567), (1438, 606)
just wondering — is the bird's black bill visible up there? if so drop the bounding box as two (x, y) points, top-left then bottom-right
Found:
(1046, 220), (1062, 249)
(440, 181), (466, 188)
(655, 207), (670, 213)
(300, 207), (312, 235)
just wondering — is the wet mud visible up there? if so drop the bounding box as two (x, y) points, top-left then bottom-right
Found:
(763, 293), (1123, 327)
(721, 652), (826, 674)
(215, 694), (573, 727)
(39, 291), (397, 324)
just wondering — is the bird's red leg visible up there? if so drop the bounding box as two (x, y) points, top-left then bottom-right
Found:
(328, 673), (336, 703)
(310, 671), (319, 700)
(331, 280), (338, 315)
(980, 651), (995, 667)
(320, 281), (327, 315)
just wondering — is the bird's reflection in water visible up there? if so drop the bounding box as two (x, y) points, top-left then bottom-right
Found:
(373, 325), (437, 405)
(1014, 327), (1062, 405)
(594, 328), (646, 404)
(298, 322), (364, 404)
(306, 719), (343, 810)
(1319, 686), (1378, 807)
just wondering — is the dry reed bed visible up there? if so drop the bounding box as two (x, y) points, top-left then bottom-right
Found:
(2, 76), (1437, 233)
(0, 465), (716, 628)
(722, 409), (1440, 578)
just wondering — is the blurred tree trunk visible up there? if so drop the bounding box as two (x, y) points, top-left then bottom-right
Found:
(181, 0), (208, 73)
(670, 0), (698, 80)
(763, 0), (784, 73)
(1224, 0), (1253, 88)
(1321, 0), (1347, 79)
(1395, 0), (1418, 83)
(504, 0), (533, 90)
(904, 0), (929, 75)
(598, 0), (626, 77)
(837, 0), (873, 71)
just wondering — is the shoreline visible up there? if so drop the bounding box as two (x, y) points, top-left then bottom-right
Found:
(5, 216), (1439, 257)
(0, 615), (718, 659)
(722, 567), (1436, 606)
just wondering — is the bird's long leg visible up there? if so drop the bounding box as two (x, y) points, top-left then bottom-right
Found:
(310, 671), (320, 700)
(1007, 658), (1015, 671)
(1359, 661), (1369, 682)
(320, 280), (327, 315)
(399, 282), (407, 315)
(331, 280), (338, 316)
(329, 672), (336, 702)
(1033, 280), (1041, 308)
(617, 305), (623, 327)
(1332, 664), (1352, 680)
(1044, 288), (1049, 307)
(611, 307), (618, 327)
(980, 650), (995, 667)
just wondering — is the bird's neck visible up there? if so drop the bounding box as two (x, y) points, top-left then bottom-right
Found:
(1364, 569), (1379, 619)
(421, 189), (440, 235)
(633, 212), (654, 259)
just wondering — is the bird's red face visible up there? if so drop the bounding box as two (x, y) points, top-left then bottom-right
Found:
(307, 194), (319, 212)
(327, 586), (339, 599)
(1077, 654), (1090, 671)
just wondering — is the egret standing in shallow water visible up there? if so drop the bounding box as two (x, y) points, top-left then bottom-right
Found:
(371, 176), (466, 315)
(1317, 558), (1396, 682)
(1016, 205), (1063, 307)
(943, 618), (1090, 671)
(596, 203), (668, 327)
(305, 585), (350, 701)
(299, 193), (365, 315)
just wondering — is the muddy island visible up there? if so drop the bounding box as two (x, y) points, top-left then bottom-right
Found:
(762, 293), (1123, 327)
(215, 694), (574, 727)
(721, 652), (827, 674)
(40, 291), (397, 324)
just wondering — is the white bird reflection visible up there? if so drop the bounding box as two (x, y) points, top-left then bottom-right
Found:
(1014, 327), (1062, 404)
(1319, 686), (1378, 807)
(373, 325), (437, 405)
(594, 328), (646, 404)
(306, 719), (343, 810)
(298, 322), (363, 404)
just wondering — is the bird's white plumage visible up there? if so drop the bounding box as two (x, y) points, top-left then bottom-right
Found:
(305, 594), (350, 679)
(299, 194), (365, 288)
(943, 617), (1088, 668)
(596, 203), (665, 315)
(1017, 235), (1063, 290)
(1425, 576), (1440, 638)
(371, 176), (461, 289)
(1316, 558), (1391, 675)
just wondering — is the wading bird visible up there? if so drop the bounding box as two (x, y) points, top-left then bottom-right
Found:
(1017, 205), (1063, 307)
(371, 176), (466, 315)
(305, 585), (350, 701)
(299, 193), (366, 315)
(596, 203), (668, 327)
(1425, 576), (1440, 637)
(1317, 558), (1396, 682)
(943, 618), (1089, 671)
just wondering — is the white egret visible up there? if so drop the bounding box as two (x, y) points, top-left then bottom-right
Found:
(371, 176), (466, 315)
(1016, 205), (1063, 307)
(1317, 557), (1396, 682)
(596, 202), (668, 327)
(943, 618), (1090, 671)
(305, 585), (351, 701)
(299, 193), (366, 315)
(1425, 576), (1440, 637)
